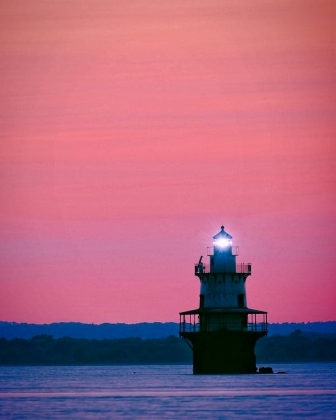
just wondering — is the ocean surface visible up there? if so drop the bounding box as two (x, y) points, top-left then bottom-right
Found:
(0, 363), (335, 419)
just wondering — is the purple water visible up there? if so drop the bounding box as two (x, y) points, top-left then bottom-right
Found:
(1, 363), (335, 419)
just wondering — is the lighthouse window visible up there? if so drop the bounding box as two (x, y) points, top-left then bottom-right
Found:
(238, 294), (245, 308)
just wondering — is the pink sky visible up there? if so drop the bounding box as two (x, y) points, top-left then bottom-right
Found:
(1, 0), (335, 324)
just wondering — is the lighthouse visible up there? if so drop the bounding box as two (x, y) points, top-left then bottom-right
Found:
(179, 225), (267, 374)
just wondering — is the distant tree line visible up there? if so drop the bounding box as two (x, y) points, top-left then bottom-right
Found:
(0, 321), (179, 340)
(0, 330), (335, 365)
(255, 330), (336, 362)
(0, 335), (191, 365)
(1, 321), (336, 340)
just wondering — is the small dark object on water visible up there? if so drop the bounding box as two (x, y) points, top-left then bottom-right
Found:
(258, 367), (274, 374)
(276, 371), (287, 374)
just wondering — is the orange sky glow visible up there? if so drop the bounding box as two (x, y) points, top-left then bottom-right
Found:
(0, 0), (335, 324)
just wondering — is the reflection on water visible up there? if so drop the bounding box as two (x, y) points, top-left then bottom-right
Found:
(0, 363), (335, 419)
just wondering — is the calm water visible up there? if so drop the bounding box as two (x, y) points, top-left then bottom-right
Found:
(0, 363), (335, 419)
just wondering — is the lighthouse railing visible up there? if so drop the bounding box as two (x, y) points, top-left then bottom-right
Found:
(180, 313), (267, 334)
(194, 263), (252, 274)
(207, 246), (239, 256)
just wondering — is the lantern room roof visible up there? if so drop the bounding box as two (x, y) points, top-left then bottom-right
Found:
(213, 225), (232, 240)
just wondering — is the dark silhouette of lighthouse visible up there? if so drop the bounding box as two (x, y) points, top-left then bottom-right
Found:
(179, 225), (267, 374)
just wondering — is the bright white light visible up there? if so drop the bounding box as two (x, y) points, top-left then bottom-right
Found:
(213, 238), (232, 248)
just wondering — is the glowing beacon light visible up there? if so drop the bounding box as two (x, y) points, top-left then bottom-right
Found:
(213, 238), (232, 248)
(179, 224), (268, 374)
(213, 225), (233, 248)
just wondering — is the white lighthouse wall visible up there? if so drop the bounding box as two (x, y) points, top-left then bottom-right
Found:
(200, 274), (246, 308)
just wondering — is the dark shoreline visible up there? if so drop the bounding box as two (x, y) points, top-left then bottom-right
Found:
(1, 361), (335, 366)
(1, 331), (336, 365)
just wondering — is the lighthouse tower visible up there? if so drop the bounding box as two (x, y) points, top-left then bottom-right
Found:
(179, 225), (267, 374)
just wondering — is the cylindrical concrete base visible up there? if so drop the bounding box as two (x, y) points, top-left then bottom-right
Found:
(181, 330), (264, 374)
